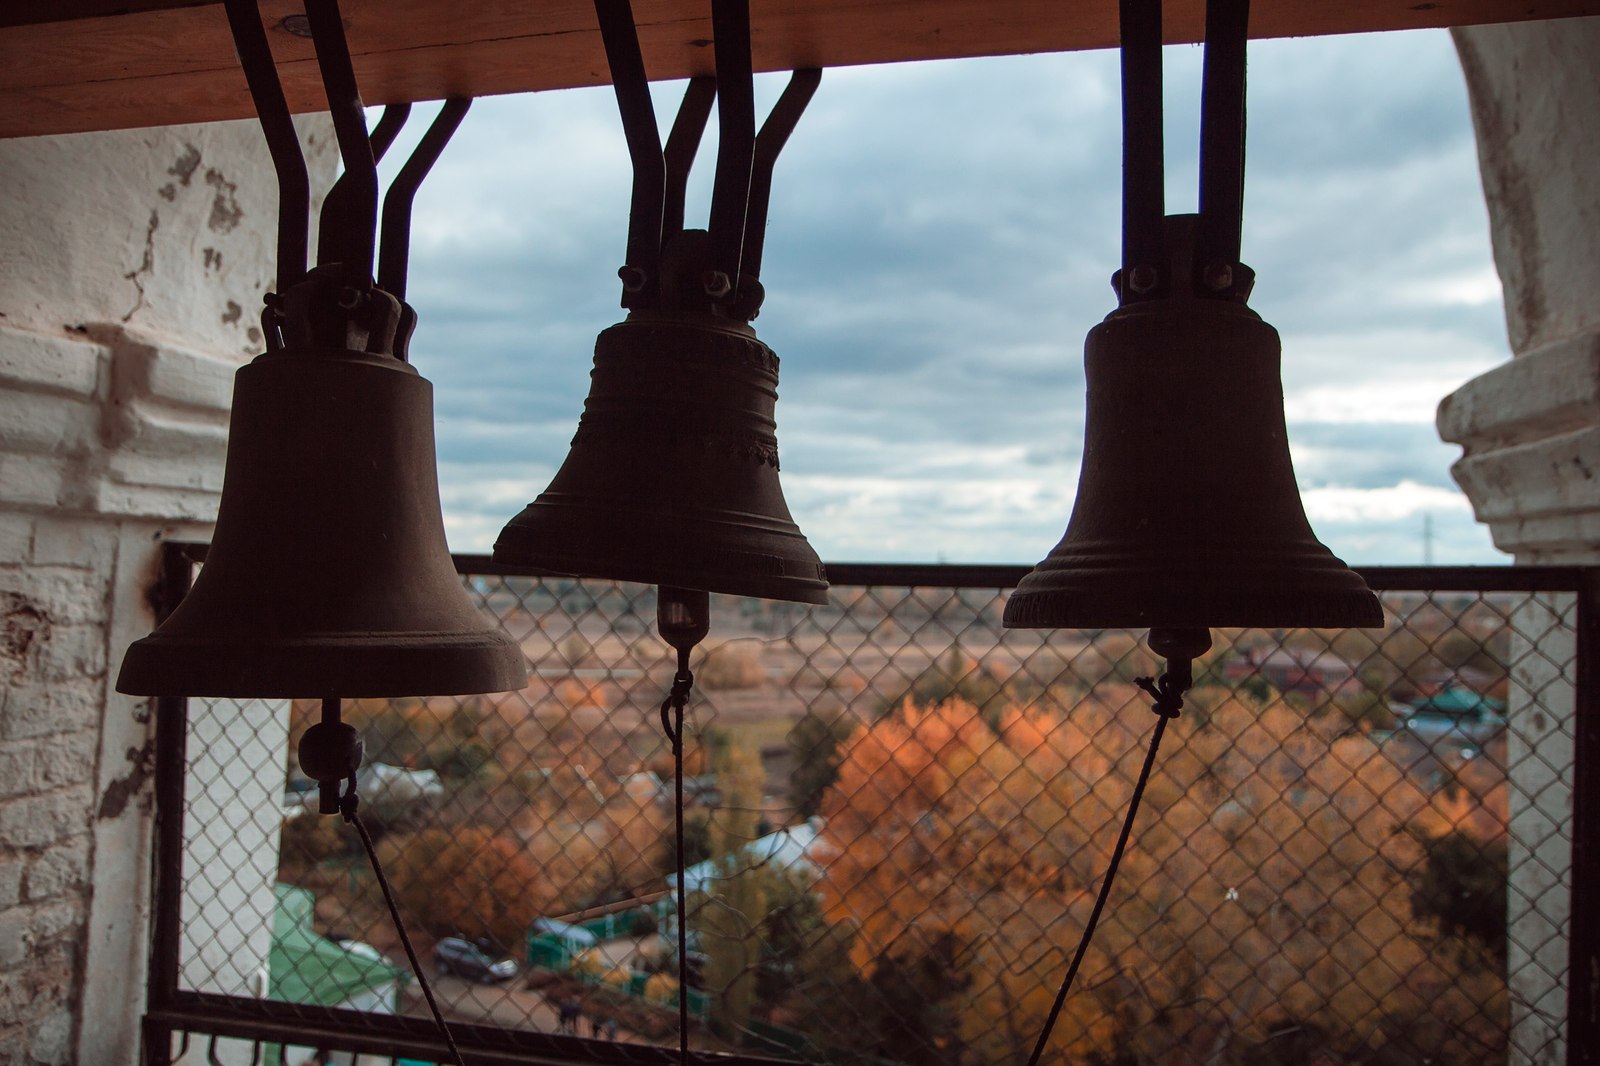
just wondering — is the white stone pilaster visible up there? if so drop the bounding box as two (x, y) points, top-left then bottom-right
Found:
(1445, 18), (1600, 1066)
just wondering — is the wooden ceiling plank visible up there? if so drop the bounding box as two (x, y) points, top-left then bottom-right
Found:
(4, 0), (1598, 140)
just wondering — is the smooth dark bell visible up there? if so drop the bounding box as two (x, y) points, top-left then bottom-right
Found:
(494, 304), (827, 604)
(1005, 217), (1382, 632)
(117, 272), (526, 698)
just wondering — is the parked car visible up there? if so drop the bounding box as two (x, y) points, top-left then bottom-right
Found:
(434, 937), (518, 983)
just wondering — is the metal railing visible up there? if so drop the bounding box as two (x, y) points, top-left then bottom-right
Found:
(142, 545), (1598, 1065)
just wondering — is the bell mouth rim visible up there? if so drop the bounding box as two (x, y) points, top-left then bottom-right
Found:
(491, 525), (829, 605)
(1000, 588), (1384, 631)
(115, 630), (526, 699)
(489, 546), (831, 606)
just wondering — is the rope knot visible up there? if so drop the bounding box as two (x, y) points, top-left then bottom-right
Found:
(1135, 673), (1185, 718)
(659, 665), (696, 749)
(669, 667), (695, 707)
(338, 774), (361, 823)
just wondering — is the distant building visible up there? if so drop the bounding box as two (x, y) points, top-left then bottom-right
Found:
(674, 818), (831, 898)
(1225, 645), (1360, 696)
(270, 884), (410, 1066)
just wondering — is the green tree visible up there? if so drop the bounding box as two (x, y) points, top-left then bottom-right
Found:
(694, 857), (768, 1038)
(1411, 831), (1508, 956)
(861, 930), (974, 1065)
(788, 711), (856, 819)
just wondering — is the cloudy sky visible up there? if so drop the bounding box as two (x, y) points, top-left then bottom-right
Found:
(376, 27), (1509, 567)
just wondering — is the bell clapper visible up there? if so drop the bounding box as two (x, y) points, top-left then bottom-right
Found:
(1139, 625), (1213, 715)
(296, 697), (364, 816)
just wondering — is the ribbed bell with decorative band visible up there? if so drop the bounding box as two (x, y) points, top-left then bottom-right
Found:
(1004, 215), (1382, 631)
(494, 232), (827, 604)
(117, 266), (527, 698)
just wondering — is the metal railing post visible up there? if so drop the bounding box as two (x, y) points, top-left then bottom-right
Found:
(1570, 567), (1599, 1065)
(143, 542), (196, 1066)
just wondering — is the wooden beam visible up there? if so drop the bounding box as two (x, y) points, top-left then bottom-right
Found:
(4, 0), (1597, 140)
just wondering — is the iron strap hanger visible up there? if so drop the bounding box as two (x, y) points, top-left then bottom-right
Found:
(221, 0), (470, 355)
(597, 0), (820, 321)
(1116, 0), (1252, 306)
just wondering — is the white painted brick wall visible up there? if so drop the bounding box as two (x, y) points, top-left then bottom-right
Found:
(0, 115), (334, 1066)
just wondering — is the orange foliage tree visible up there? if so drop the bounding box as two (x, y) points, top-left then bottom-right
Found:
(376, 826), (557, 947)
(809, 686), (1510, 1064)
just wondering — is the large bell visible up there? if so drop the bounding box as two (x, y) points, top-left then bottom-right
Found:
(493, 307), (827, 604)
(117, 277), (526, 698)
(1005, 217), (1382, 632)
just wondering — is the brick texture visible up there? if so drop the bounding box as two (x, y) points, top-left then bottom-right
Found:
(0, 323), (236, 1062)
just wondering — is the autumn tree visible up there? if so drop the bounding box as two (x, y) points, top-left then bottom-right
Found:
(804, 686), (1511, 1064)
(376, 826), (555, 946)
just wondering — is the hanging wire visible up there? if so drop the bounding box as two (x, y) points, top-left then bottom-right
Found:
(659, 645), (696, 1062)
(303, 697), (467, 1066)
(343, 797), (467, 1066)
(1025, 664), (1191, 1065)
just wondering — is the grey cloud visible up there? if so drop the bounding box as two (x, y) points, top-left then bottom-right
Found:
(393, 30), (1505, 564)
(1289, 423), (1463, 490)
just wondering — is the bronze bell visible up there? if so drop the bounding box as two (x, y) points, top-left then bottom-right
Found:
(494, 233), (827, 604)
(1005, 216), (1382, 632)
(117, 267), (527, 698)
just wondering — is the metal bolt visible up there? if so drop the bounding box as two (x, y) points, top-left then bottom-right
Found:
(617, 265), (648, 293)
(702, 270), (732, 298)
(1202, 261), (1234, 292)
(276, 14), (313, 38)
(1127, 264), (1159, 295)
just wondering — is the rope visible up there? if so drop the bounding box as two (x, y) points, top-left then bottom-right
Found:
(1024, 662), (1189, 1065)
(659, 645), (695, 1063)
(340, 781), (467, 1066)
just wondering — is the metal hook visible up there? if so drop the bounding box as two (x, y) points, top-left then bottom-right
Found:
(221, 0), (310, 297)
(320, 102), (410, 278)
(743, 68), (821, 285)
(662, 77), (718, 242)
(377, 97), (472, 300)
(304, 0), (378, 278)
(595, 0), (665, 308)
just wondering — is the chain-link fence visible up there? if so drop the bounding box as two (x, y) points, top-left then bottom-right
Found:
(154, 553), (1588, 1066)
